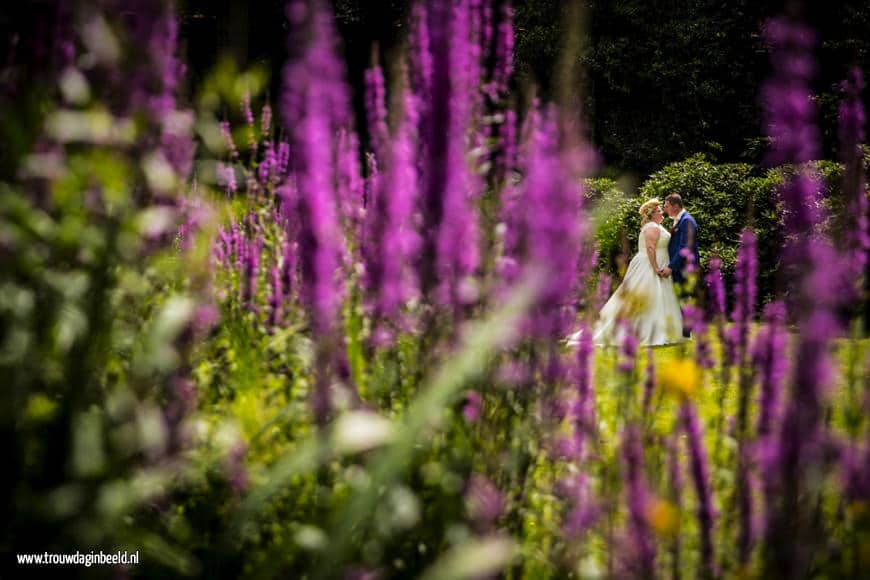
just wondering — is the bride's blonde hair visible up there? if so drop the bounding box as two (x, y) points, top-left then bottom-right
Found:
(639, 198), (661, 226)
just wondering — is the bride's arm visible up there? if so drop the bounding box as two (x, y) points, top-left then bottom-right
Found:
(643, 226), (661, 272)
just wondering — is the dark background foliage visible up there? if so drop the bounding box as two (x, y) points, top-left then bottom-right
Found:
(171, 0), (870, 178)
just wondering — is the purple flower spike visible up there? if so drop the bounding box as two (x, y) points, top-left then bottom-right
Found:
(573, 322), (596, 459)
(761, 17), (845, 575)
(493, 3), (514, 98)
(242, 90), (257, 157)
(336, 128), (365, 240)
(242, 236), (263, 309)
(381, 138), (422, 307)
(268, 266), (283, 327)
(223, 441), (249, 494)
(618, 320), (638, 374)
(217, 162), (237, 195)
(680, 402), (716, 577)
(752, 301), (788, 440)
(730, 228), (757, 358)
(432, 0), (481, 314)
(364, 65), (389, 163)
(465, 474), (504, 531)
(561, 473), (601, 539)
(408, 2), (432, 101)
(463, 391), (482, 423)
(261, 102), (273, 137)
(281, 0), (348, 336)
(704, 257), (726, 322)
(516, 107), (587, 338)
(642, 348), (655, 419)
(499, 109), (518, 181)
(220, 120), (239, 160)
(622, 426), (656, 578)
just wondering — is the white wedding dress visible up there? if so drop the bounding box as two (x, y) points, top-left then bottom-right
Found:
(570, 222), (684, 347)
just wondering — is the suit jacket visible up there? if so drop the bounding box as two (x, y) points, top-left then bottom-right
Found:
(667, 211), (700, 285)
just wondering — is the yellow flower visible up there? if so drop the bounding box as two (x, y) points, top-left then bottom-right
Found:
(658, 358), (701, 399)
(645, 499), (680, 538)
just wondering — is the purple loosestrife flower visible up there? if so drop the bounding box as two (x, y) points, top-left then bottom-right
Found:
(242, 90), (257, 156)
(433, 0), (481, 313)
(752, 301), (788, 440)
(215, 227), (231, 265)
(232, 222), (244, 270)
(728, 229), (757, 361)
(281, 0), (353, 425)
(336, 128), (365, 245)
(704, 257), (726, 322)
(594, 273), (612, 314)
(680, 401), (716, 578)
(575, 321), (595, 437)
(193, 303), (219, 336)
(693, 320), (715, 369)
(761, 18), (845, 575)
(261, 102), (273, 138)
(729, 229), (758, 446)
(618, 320), (638, 375)
(839, 67), (869, 295)
(220, 120), (239, 160)
(561, 473), (601, 540)
(241, 235), (263, 309)
(295, 114), (343, 334)
(281, 239), (298, 302)
(499, 109), (518, 182)
(281, 0), (348, 337)
(108, 0), (183, 119)
(737, 446), (759, 566)
(161, 111), (196, 179)
(462, 391), (482, 423)
(150, 5), (182, 119)
(258, 142), (276, 186)
(665, 435), (684, 578)
(622, 426), (656, 578)
(465, 474), (504, 531)
(268, 266), (283, 327)
(371, 95), (422, 335)
(276, 141), (290, 177)
(364, 65), (389, 163)
(642, 348), (655, 420)
(223, 441), (249, 494)
(482, 1), (494, 55)
(519, 108), (586, 338)
(416, 1), (453, 298)
(682, 303), (702, 339)
(492, 3), (514, 98)
(763, 19), (820, 169)
(408, 2), (432, 103)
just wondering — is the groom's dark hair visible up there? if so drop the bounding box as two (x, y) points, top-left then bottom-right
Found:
(665, 193), (683, 207)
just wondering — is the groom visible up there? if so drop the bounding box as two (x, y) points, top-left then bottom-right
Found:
(658, 193), (700, 337)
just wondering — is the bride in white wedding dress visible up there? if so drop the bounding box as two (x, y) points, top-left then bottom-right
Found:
(570, 198), (684, 347)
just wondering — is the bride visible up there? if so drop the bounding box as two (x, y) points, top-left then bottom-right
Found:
(570, 198), (684, 347)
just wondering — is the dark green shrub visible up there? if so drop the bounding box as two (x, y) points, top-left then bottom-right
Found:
(639, 154), (776, 296)
(585, 177), (642, 277)
(593, 153), (870, 310)
(592, 154), (782, 304)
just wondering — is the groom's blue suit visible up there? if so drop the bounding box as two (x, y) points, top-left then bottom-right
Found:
(667, 210), (700, 287)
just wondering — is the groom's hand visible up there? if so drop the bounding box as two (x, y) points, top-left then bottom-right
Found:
(660, 267), (672, 277)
